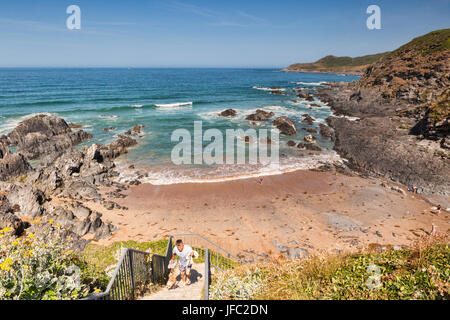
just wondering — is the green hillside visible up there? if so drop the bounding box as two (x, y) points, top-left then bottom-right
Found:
(283, 52), (388, 74)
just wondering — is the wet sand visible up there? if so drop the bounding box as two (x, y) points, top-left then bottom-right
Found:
(84, 169), (450, 259)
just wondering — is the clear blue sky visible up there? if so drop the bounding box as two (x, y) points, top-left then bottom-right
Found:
(0, 0), (448, 67)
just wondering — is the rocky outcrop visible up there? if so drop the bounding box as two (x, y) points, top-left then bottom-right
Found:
(99, 135), (137, 160)
(297, 143), (322, 151)
(0, 153), (32, 181)
(0, 183), (46, 218)
(0, 116), (139, 251)
(273, 116), (297, 136)
(319, 124), (334, 140)
(7, 114), (92, 160)
(219, 109), (237, 117)
(327, 116), (450, 195)
(319, 29), (450, 195)
(302, 114), (315, 125)
(246, 110), (275, 122)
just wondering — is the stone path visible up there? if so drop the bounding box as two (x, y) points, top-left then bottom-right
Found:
(141, 263), (205, 300)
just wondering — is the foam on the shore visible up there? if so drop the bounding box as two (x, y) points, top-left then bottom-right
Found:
(116, 151), (342, 185)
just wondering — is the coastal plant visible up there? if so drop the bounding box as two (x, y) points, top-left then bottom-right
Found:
(213, 236), (449, 300)
(0, 224), (108, 300)
(209, 266), (265, 300)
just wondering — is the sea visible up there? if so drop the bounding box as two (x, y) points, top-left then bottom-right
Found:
(0, 68), (358, 184)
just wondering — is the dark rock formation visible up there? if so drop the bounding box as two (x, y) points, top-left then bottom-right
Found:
(2, 183), (46, 217)
(297, 143), (322, 151)
(273, 117), (297, 136)
(7, 114), (92, 160)
(0, 153), (32, 181)
(287, 140), (297, 147)
(301, 114), (315, 125)
(303, 127), (318, 134)
(318, 29), (450, 195)
(219, 109), (237, 117)
(245, 109), (275, 122)
(319, 124), (334, 140)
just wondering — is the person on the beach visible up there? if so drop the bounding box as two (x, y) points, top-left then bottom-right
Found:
(170, 239), (194, 285)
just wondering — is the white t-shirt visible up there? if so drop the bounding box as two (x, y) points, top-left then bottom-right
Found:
(173, 245), (193, 267)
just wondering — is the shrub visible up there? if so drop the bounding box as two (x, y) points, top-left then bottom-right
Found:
(0, 225), (108, 300)
(209, 266), (265, 300)
(212, 236), (449, 300)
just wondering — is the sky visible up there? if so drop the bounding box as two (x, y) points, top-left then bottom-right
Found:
(0, 0), (448, 67)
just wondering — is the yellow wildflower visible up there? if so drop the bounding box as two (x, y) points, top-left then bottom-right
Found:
(27, 233), (35, 238)
(11, 241), (19, 246)
(1, 227), (13, 233)
(0, 258), (13, 271)
(48, 219), (54, 224)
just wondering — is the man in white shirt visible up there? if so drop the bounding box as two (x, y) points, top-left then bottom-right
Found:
(170, 239), (194, 285)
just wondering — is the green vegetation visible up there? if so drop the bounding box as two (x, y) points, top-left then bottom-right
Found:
(82, 240), (168, 272)
(0, 225), (108, 300)
(285, 52), (388, 73)
(429, 89), (450, 122)
(388, 28), (450, 57)
(315, 53), (388, 68)
(211, 237), (449, 300)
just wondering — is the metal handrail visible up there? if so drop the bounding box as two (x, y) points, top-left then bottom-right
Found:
(169, 233), (243, 271)
(82, 248), (166, 300)
(204, 248), (210, 301)
(83, 233), (240, 300)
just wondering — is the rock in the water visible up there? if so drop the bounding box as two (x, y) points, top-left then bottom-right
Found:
(273, 116), (297, 136)
(219, 109), (237, 117)
(287, 140), (297, 147)
(303, 127), (318, 134)
(246, 109), (275, 122)
(297, 143), (322, 151)
(301, 114), (315, 125)
(319, 123), (334, 140)
(304, 135), (315, 143)
(99, 135), (137, 160)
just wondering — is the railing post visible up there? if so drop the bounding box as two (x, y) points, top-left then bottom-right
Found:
(204, 248), (209, 301)
(129, 250), (135, 299)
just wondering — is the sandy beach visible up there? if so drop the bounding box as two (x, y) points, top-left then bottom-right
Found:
(78, 167), (449, 260)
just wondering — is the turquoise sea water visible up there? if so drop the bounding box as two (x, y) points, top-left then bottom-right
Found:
(0, 68), (358, 184)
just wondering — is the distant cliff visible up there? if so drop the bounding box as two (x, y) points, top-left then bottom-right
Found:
(358, 29), (450, 140)
(318, 29), (450, 195)
(282, 53), (388, 75)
